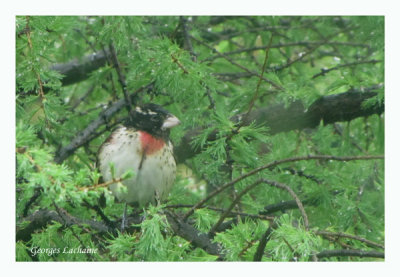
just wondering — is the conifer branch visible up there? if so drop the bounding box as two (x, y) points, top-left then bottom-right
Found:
(315, 230), (384, 249)
(316, 249), (384, 259)
(54, 82), (153, 164)
(190, 35), (283, 90)
(312, 59), (382, 79)
(183, 154), (383, 220)
(209, 178), (308, 234)
(175, 88), (383, 163)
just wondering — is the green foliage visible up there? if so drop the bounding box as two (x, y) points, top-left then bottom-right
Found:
(16, 16), (384, 262)
(134, 206), (170, 261)
(266, 214), (321, 261)
(106, 232), (137, 261)
(214, 219), (268, 261)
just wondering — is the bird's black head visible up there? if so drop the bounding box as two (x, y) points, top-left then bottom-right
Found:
(127, 103), (180, 138)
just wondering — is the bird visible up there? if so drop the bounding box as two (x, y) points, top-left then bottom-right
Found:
(97, 103), (180, 229)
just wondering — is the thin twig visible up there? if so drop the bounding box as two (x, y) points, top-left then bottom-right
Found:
(182, 154), (383, 220)
(171, 54), (189, 74)
(82, 199), (116, 229)
(238, 239), (258, 258)
(109, 43), (134, 119)
(203, 41), (370, 62)
(206, 25), (294, 43)
(78, 177), (124, 191)
(312, 59), (382, 79)
(179, 16), (196, 61)
(70, 85), (96, 111)
(54, 82), (153, 164)
(209, 179), (266, 235)
(244, 34), (274, 118)
(190, 35), (283, 90)
(209, 178), (308, 235)
(205, 87), (216, 110)
(272, 27), (354, 72)
(52, 201), (95, 260)
(165, 204), (274, 221)
(315, 230), (384, 249)
(269, 180), (309, 230)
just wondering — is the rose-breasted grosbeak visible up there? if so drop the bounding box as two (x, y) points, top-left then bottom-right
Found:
(97, 104), (180, 210)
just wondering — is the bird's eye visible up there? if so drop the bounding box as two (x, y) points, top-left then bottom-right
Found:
(150, 115), (158, 121)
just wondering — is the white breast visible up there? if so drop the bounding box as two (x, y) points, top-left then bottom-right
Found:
(98, 126), (176, 206)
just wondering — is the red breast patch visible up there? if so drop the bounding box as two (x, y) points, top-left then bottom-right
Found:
(139, 131), (165, 155)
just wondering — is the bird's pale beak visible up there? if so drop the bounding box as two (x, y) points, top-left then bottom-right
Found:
(162, 115), (181, 129)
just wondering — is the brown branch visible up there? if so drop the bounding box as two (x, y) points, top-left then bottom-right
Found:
(54, 82), (153, 164)
(164, 210), (223, 259)
(16, 206), (146, 243)
(210, 178), (309, 232)
(48, 73), (382, 165)
(238, 239), (258, 258)
(203, 41), (371, 62)
(216, 37), (275, 217)
(312, 59), (382, 79)
(16, 209), (112, 242)
(245, 34), (273, 118)
(171, 54), (189, 74)
(209, 179), (266, 235)
(50, 51), (110, 87)
(165, 204), (274, 221)
(253, 222), (277, 261)
(261, 193), (327, 215)
(22, 186), (43, 217)
(109, 43), (134, 119)
(268, 181), (309, 230)
(190, 35), (283, 90)
(272, 27), (353, 72)
(316, 249), (384, 259)
(51, 65), (383, 168)
(51, 201), (96, 260)
(78, 177), (124, 191)
(201, 24), (295, 43)
(175, 88), (384, 163)
(315, 230), (384, 249)
(179, 16), (196, 61)
(182, 154), (383, 220)
(209, 178), (306, 235)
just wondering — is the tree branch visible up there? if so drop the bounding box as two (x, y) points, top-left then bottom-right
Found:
(253, 224), (275, 261)
(54, 83), (153, 164)
(209, 177), (308, 235)
(175, 88), (384, 163)
(203, 41), (371, 62)
(182, 154), (383, 220)
(51, 51), (110, 86)
(316, 249), (384, 259)
(164, 210), (223, 259)
(50, 65), (383, 167)
(190, 35), (283, 90)
(16, 209), (112, 242)
(315, 230), (384, 249)
(312, 59), (382, 79)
